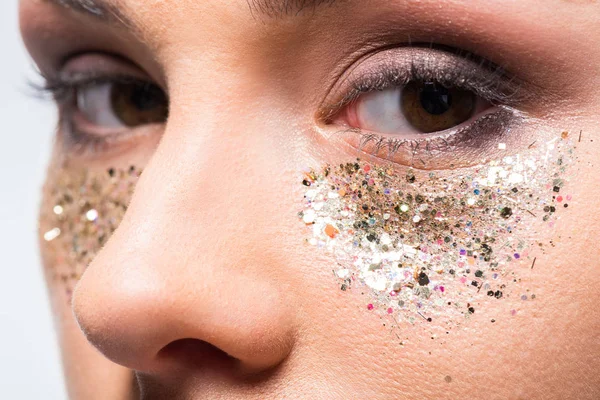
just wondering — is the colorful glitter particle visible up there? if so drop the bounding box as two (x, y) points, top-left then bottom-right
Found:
(43, 227), (61, 242)
(299, 135), (574, 323)
(40, 166), (141, 297)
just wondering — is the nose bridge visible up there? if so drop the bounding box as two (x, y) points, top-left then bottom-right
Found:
(72, 86), (298, 373)
(149, 99), (290, 262)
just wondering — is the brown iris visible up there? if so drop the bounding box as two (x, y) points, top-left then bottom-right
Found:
(110, 82), (168, 127)
(401, 81), (476, 133)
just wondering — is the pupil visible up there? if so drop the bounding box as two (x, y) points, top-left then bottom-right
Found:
(111, 82), (168, 127)
(130, 84), (164, 111)
(419, 82), (452, 115)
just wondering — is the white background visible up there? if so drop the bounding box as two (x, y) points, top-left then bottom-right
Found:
(0, 1), (68, 398)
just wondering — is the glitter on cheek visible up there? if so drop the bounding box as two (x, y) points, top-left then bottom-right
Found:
(39, 166), (141, 301)
(299, 134), (575, 325)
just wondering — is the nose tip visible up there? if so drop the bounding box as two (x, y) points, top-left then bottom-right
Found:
(72, 244), (296, 375)
(70, 108), (301, 378)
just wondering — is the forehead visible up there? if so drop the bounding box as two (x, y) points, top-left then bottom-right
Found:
(23, 0), (600, 65)
(39, 0), (338, 26)
(31, 0), (598, 28)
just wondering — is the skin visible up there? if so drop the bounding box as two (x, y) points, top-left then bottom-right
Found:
(20, 0), (600, 398)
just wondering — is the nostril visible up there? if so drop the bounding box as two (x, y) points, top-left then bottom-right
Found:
(157, 339), (236, 371)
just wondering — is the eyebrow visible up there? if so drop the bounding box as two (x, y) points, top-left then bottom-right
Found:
(47, 0), (340, 24)
(47, 0), (111, 20)
(247, 0), (339, 18)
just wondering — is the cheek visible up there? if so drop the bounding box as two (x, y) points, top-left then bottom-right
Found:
(39, 165), (141, 301)
(298, 134), (576, 327)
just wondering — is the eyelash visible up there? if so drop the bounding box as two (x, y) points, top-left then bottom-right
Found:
(37, 73), (134, 102)
(321, 47), (529, 168)
(322, 46), (526, 120)
(34, 73), (160, 156)
(33, 46), (527, 165)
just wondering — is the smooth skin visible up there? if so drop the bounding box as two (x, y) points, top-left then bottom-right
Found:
(20, 0), (600, 399)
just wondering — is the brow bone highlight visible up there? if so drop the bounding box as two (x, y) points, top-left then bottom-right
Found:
(248, 0), (339, 18)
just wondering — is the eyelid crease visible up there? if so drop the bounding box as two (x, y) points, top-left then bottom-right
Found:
(27, 49), (164, 101)
(319, 45), (531, 122)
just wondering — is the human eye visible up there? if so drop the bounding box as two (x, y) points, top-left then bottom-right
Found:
(38, 54), (168, 158)
(324, 46), (530, 170)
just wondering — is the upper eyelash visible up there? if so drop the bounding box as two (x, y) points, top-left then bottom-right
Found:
(30, 73), (149, 104)
(319, 46), (529, 168)
(321, 48), (528, 122)
(29, 72), (166, 158)
(30, 47), (520, 164)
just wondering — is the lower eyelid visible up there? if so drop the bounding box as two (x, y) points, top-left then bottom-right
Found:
(58, 110), (160, 161)
(54, 81), (168, 159)
(329, 107), (524, 170)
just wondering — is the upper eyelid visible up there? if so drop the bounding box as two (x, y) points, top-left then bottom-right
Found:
(46, 51), (166, 91)
(32, 73), (164, 104)
(319, 45), (532, 122)
(31, 45), (530, 122)
(49, 75), (167, 160)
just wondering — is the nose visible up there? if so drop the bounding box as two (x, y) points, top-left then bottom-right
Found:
(72, 108), (298, 376)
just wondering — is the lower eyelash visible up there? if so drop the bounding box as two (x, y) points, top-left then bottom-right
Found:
(43, 75), (165, 158)
(59, 113), (108, 156)
(339, 107), (523, 169)
(58, 111), (142, 158)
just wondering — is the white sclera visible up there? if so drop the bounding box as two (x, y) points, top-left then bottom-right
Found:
(77, 83), (126, 129)
(356, 88), (413, 134)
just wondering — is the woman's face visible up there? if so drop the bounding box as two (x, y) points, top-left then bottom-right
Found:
(21, 0), (600, 398)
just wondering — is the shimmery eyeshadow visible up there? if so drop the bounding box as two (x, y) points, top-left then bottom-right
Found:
(299, 133), (575, 324)
(40, 166), (140, 300)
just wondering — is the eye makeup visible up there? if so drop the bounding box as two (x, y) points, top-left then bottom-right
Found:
(339, 107), (522, 170)
(40, 166), (141, 301)
(34, 54), (169, 158)
(323, 46), (528, 121)
(324, 46), (535, 170)
(299, 132), (575, 325)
